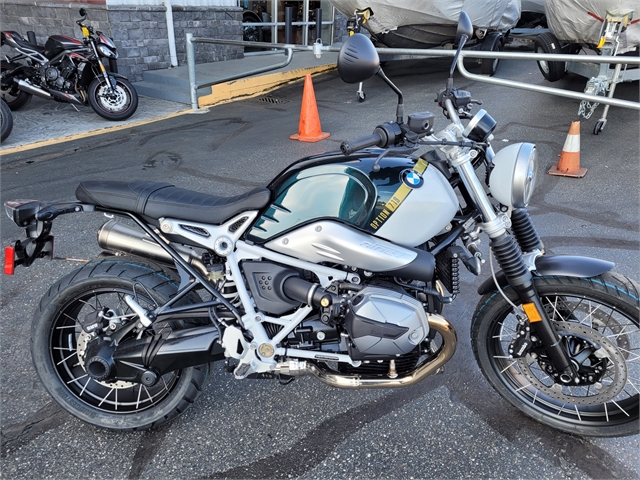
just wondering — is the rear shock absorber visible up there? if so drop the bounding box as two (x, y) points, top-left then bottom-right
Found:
(510, 208), (543, 253)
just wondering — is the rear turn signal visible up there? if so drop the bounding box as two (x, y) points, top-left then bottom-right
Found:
(4, 246), (15, 275)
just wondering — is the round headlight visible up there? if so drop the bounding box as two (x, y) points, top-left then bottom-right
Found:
(489, 142), (538, 208)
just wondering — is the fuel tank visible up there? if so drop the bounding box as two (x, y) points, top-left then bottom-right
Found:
(246, 152), (458, 248)
(44, 35), (84, 58)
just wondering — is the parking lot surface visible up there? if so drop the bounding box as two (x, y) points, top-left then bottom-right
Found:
(1, 56), (639, 479)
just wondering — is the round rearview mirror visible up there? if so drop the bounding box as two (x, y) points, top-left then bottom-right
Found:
(455, 11), (473, 45)
(79, 8), (87, 16)
(337, 34), (380, 84)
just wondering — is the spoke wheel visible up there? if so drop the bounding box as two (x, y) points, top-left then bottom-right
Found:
(50, 287), (180, 414)
(472, 273), (639, 437)
(32, 258), (209, 430)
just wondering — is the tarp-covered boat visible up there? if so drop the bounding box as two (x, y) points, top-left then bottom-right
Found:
(329, 0), (521, 48)
(545, 0), (639, 53)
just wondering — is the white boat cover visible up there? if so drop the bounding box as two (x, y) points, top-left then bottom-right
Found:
(545, 0), (640, 51)
(329, 0), (521, 34)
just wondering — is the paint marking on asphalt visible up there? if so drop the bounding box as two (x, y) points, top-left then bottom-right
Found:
(0, 109), (193, 156)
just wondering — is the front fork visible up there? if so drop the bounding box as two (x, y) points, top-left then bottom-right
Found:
(453, 148), (576, 383)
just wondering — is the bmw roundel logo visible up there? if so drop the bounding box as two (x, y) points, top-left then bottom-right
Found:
(402, 169), (424, 189)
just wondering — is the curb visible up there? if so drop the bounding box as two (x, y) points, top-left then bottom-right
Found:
(197, 64), (337, 107)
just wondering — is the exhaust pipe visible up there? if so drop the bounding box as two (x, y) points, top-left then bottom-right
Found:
(97, 220), (209, 276)
(276, 314), (457, 388)
(16, 78), (51, 100)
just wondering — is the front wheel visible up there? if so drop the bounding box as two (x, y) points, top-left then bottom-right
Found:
(88, 76), (138, 121)
(1, 99), (13, 142)
(31, 257), (209, 430)
(471, 272), (639, 437)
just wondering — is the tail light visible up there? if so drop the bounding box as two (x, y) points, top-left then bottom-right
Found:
(4, 246), (15, 275)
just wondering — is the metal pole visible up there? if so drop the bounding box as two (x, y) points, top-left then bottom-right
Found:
(164, 0), (179, 67)
(315, 8), (322, 42)
(186, 33), (198, 111)
(285, 6), (294, 44)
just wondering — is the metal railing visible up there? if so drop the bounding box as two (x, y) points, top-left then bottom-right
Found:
(185, 37), (640, 112)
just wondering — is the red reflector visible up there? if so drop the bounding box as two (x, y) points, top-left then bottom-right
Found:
(4, 246), (15, 275)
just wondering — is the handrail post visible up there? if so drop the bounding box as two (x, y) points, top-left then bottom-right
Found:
(186, 33), (198, 111)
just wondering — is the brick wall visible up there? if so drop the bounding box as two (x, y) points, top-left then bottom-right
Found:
(1, 1), (243, 82)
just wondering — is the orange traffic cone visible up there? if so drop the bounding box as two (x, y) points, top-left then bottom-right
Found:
(290, 74), (330, 143)
(548, 121), (587, 177)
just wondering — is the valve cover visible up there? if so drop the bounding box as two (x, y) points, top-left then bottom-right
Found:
(344, 286), (429, 357)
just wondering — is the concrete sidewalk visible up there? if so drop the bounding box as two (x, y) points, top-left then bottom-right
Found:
(0, 50), (338, 155)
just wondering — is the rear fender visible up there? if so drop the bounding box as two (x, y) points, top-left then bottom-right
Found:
(477, 254), (615, 295)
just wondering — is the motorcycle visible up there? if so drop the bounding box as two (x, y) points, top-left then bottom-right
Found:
(1, 8), (138, 121)
(3, 13), (638, 437)
(1, 99), (12, 142)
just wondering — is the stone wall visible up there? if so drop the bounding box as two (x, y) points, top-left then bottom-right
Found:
(1, 1), (243, 82)
(1, 1), (348, 83)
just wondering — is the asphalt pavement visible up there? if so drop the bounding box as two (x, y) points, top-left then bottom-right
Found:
(0, 56), (639, 479)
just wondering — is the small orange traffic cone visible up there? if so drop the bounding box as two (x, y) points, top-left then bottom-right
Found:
(290, 74), (330, 143)
(548, 121), (587, 177)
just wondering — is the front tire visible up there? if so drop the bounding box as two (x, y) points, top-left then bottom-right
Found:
(88, 76), (138, 121)
(31, 257), (209, 431)
(1, 99), (13, 142)
(471, 272), (639, 437)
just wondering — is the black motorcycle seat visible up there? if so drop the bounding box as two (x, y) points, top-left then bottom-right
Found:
(3, 31), (45, 53)
(76, 181), (271, 225)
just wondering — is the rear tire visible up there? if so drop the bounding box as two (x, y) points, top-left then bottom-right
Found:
(31, 257), (210, 430)
(1, 61), (32, 111)
(471, 272), (640, 437)
(534, 32), (566, 82)
(88, 76), (138, 121)
(1, 99), (13, 142)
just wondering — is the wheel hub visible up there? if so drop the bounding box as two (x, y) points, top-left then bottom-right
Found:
(77, 331), (135, 389)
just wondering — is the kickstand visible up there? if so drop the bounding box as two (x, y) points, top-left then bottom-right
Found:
(70, 104), (80, 112)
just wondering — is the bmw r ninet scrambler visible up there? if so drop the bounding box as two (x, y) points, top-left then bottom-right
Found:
(4, 13), (639, 437)
(1, 8), (138, 121)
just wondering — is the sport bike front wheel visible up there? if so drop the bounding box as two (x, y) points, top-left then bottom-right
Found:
(88, 76), (138, 121)
(31, 257), (209, 430)
(471, 272), (639, 437)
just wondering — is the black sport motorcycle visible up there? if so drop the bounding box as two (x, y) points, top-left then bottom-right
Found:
(3, 13), (639, 437)
(1, 8), (138, 121)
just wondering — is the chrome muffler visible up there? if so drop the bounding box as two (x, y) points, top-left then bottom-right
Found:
(16, 78), (52, 100)
(97, 220), (209, 276)
(276, 314), (457, 388)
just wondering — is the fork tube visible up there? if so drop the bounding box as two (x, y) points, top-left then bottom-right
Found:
(452, 151), (574, 381)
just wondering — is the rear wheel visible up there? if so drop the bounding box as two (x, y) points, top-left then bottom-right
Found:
(1, 61), (32, 110)
(471, 273), (640, 437)
(534, 32), (566, 82)
(31, 257), (210, 430)
(88, 76), (138, 121)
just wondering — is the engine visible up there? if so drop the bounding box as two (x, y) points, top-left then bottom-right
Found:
(42, 56), (77, 90)
(343, 286), (429, 359)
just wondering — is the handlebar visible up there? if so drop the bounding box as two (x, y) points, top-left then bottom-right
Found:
(340, 133), (384, 156)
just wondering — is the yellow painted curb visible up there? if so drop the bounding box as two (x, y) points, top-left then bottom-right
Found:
(0, 109), (192, 156)
(198, 64), (336, 108)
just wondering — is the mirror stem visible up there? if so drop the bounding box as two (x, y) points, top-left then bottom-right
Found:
(449, 34), (468, 82)
(376, 69), (404, 124)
